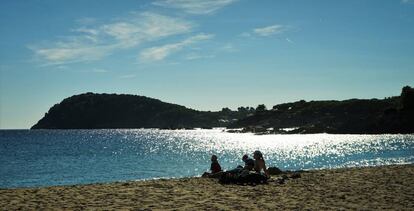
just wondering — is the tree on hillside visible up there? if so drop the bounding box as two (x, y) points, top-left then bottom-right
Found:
(256, 104), (267, 113)
(237, 106), (247, 112)
(401, 86), (414, 110)
(221, 107), (232, 113)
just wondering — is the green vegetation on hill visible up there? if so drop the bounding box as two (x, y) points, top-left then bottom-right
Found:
(31, 93), (253, 129)
(32, 86), (414, 134)
(229, 86), (414, 134)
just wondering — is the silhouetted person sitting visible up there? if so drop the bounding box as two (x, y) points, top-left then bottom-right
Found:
(202, 155), (223, 178)
(242, 154), (254, 171)
(225, 154), (254, 175)
(218, 153), (269, 184)
(210, 155), (222, 173)
(253, 150), (269, 177)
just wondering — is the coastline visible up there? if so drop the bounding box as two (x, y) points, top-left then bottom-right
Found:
(1, 164), (413, 210)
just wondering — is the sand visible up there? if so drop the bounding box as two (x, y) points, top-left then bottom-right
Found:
(1, 164), (413, 210)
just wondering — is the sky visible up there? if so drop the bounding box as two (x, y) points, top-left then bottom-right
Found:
(1, 0), (414, 129)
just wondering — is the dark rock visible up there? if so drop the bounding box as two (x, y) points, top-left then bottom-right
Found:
(268, 167), (283, 175)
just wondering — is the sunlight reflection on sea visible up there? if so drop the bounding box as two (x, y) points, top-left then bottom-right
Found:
(0, 129), (413, 188)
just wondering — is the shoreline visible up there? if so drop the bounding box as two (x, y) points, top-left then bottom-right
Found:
(4, 128), (414, 136)
(1, 164), (413, 210)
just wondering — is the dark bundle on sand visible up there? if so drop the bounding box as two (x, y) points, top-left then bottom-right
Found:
(219, 172), (269, 185)
(216, 166), (304, 186)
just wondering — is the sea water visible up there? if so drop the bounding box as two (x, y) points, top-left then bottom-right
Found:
(0, 129), (413, 188)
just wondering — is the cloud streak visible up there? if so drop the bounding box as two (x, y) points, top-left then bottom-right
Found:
(92, 68), (109, 73)
(153, 0), (237, 15)
(101, 12), (193, 48)
(286, 38), (294, 44)
(240, 24), (288, 38)
(139, 33), (214, 62)
(402, 0), (414, 4)
(119, 74), (136, 79)
(30, 12), (193, 65)
(253, 25), (286, 37)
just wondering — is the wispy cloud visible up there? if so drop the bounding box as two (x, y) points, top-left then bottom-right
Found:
(119, 74), (136, 79)
(30, 12), (193, 65)
(220, 43), (237, 52)
(30, 42), (113, 65)
(139, 33), (214, 62)
(91, 68), (109, 73)
(286, 38), (294, 44)
(184, 52), (215, 60)
(253, 25), (286, 37)
(182, 42), (236, 61)
(75, 17), (97, 25)
(402, 0), (414, 4)
(72, 27), (99, 36)
(240, 24), (288, 39)
(153, 0), (237, 15)
(56, 65), (69, 70)
(101, 12), (193, 48)
(239, 32), (252, 38)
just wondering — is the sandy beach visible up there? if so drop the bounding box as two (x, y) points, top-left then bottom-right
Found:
(1, 164), (413, 210)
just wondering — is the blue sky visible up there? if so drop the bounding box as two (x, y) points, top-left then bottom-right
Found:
(1, 0), (414, 129)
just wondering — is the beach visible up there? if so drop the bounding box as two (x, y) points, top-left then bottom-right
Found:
(1, 164), (413, 210)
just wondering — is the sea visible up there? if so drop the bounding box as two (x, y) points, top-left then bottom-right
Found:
(1, 129), (413, 188)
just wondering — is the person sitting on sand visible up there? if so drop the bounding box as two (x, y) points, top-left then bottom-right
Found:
(226, 154), (254, 174)
(210, 155), (222, 173)
(202, 155), (223, 178)
(242, 154), (255, 171)
(253, 150), (269, 177)
(218, 153), (269, 184)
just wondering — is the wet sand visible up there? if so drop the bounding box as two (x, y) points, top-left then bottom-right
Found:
(1, 164), (413, 210)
